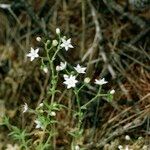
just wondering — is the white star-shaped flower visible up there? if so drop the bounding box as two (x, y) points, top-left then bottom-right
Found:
(94, 78), (108, 85)
(26, 47), (39, 61)
(60, 38), (73, 51)
(22, 103), (28, 113)
(74, 64), (86, 74)
(34, 119), (44, 129)
(56, 62), (67, 71)
(63, 75), (78, 89)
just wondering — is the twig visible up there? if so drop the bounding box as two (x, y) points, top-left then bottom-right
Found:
(18, 0), (47, 35)
(84, 0), (116, 79)
(129, 27), (150, 44)
(81, 0), (86, 57)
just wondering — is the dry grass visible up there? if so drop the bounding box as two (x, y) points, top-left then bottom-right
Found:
(0, 0), (150, 149)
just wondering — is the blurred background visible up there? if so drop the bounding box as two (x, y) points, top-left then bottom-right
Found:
(0, 0), (150, 149)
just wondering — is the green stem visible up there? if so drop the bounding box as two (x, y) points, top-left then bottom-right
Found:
(74, 89), (81, 112)
(44, 131), (52, 148)
(81, 86), (102, 108)
(51, 35), (61, 61)
(46, 36), (61, 103)
(22, 138), (28, 150)
(45, 45), (55, 103)
(77, 83), (86, 93)
(74, 88), (83, 130)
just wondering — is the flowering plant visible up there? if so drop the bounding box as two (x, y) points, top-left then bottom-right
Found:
(2, 28), (115, 150)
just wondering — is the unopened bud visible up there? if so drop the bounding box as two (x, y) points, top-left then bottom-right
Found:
(84, 77), (90, 83)
(52, 40), (58, 46)
(110, 89), (115, 94)
(43, 67), (48, 73)
(36, 36), (41, 42)
(75, 145), (80, 150)
(50, 111), (56, 116)
(56, 28), (60, 34)
(125, 135), (131, 141)
(118, 145), (123, 150)
(39, 103), (43, 107)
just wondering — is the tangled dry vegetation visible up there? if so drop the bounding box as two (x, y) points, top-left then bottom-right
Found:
(0, 0), (150, 149)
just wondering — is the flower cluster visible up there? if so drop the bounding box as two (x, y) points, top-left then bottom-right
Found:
(27, 28), (74, 61)
(26, 29), (116, 92)
(25, 28), (116, 136)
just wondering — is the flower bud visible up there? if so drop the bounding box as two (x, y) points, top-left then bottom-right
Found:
(84, 77), (90, 83)
(56, 28), (60, 34)
(118, 145), (123, 150)
(110, 89), (115, 94)
(50, 111), (56, 116)
(125, 135), (131, 141)
(36, 36), (41, 42)
(52, 40), (58, 46)
(39, 103), (43, 107)
(43, 67), (48, 73)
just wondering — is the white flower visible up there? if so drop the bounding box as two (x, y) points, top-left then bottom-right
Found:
(56, 28), (60, 34)
(34, 119), (44, 129)
(63, 75), (78, 89)
(110, 89), (115, 94)
(6, 144), (20, 150)
(94, 78), (108, 85)
(74, 64), (86, 74)
(125, 135), (131, 141)
(22, 103), (28, 113)
(52, 40), (58, 46)
(75, 145), (80, 150)
(0, 4), (11, 9)
(142, 145), (148, 150)
(36, 36), (41, 42)
(118, 145), (123, 150)
(56, 62), (67, 71)
(60, 38), (73, 51)
(26, 47), (39, 61)
(43, 67), (48, 73)
(138, 136), (143, 140)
